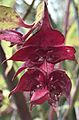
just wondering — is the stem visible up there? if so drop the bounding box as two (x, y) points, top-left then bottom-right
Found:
(23, 0), (35, 20)
(48, 107), (55, 120)
(64, 0), (71, 38)
(0, 45), (32, 120)
(63, 1), (79, 119)
(63, 77), (79, 120)
(72, 0), (79, 40)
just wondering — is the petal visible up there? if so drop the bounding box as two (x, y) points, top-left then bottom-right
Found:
(30, 88), (49, 105)
(47, 46), (76, 64)
(8, 46), (38, 61)
(23, 4), (65, 47)
(49, 70), (72, 96)
(9, 69), (45, 96)
(41, 30), (65, 48)
(0, 30), (23, 44)
(29, 48), (45, 66)
(40, 60), (54, 74)
(48, 70), (72, 106)
(42, 2), (51, 30)
(8, 46), (46, 67)
(42, 2), (65, 46)
(23, 29), (65, 48)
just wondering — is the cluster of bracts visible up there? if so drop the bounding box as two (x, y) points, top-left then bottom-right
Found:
(0, 1), (76, 110)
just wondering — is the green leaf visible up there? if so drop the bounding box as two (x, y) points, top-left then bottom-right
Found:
(0, 5), (22, 30)
(0, 5), (34, 30)
(0, 0), (15, 7)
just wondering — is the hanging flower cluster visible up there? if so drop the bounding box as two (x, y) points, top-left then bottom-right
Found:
(0, 1), (76, 110)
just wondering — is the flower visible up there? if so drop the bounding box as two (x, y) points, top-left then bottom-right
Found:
(9, 68), (71, 110)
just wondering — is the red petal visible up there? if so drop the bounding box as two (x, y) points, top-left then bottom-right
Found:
(8, 46), (38, 61)
(40, 60), (54, 74)
(30, 88), (49, 105)
(47, 46), (76, 64)
(48, 70), (72, 107)
(9, 69), (45, 96)
(23, 29), (65, 47)
(23, 3), (65, 47)
(0, 30), (23, 44)
(42, 2), (51, 30)
(49, 70), (72, 97)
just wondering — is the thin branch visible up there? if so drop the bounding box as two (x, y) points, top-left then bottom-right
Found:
(63, 1), (79, 119)
(23, 0), (35, 20)
(63, 77), (79, 120)
(0, 45), (32, 120)
(64, 0), (71, 38)
(48, 107), (55, 120)
(67, 18), (75, 32)
(72, 0), (79, 40)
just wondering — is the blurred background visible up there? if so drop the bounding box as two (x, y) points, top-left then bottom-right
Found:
(0, 0), (79, 120)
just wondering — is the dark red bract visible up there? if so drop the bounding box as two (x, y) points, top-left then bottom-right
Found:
(9, 68), (71, 110)
(30, 69), (71, 109)
(8, 45), (75, 78)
